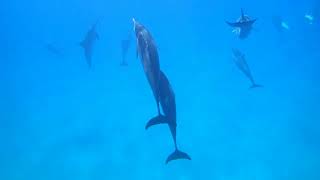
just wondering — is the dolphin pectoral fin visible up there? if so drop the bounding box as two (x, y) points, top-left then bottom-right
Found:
(227, 19), (256, 28)
(245, 19), (257, 26)
(250, 84), (263, 89)
(166, 149), (191, 164)
(145, 115), (168, 130)
(226, 21), (243, 28)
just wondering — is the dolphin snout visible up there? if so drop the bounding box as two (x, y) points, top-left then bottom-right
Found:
(132, 18), (136, 31)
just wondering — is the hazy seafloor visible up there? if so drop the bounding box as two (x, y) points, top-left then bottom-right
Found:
(1, 0), (320, 179)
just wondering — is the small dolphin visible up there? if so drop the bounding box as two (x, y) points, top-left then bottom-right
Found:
(232, 48), (262, 89)
(272, 16), (290, 32)
(133, 18), (161, 115)
(146, 70), (191, 164)
(305, 14), (314, 25)
(305, 3), (320, 25)
(80, 21), (100, 68)
(120, 34), (131, 66)
(226, 8), (257, 39)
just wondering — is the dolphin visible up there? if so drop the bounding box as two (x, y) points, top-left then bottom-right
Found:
(133, 18), (161, 115)
(272, 16), (290, 32)
(120, 34), (131, 66)
(305, 14), (315, 25)
(146, 70), (191, 164)
(80, 21), (100, 68)
(232, 48), (262, 89)
(226, 8), (257, 39)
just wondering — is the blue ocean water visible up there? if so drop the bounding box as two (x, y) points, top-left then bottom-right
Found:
(2, 0), (320, 179)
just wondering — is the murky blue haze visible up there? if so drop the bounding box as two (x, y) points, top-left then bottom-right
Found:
(1, 0), (320, 179)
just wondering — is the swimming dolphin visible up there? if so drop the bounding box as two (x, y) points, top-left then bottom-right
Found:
(146, 70), (191, 164)
(272, 16), (290, 32)
(226, 8), (257, 39)
(121, 34), (131, 66)
(80, 21), (99, 68)
(133, 18), (161, 115)
(305, 14), (315, 25)
(232, 48), (262, 89)
(304, 2), (320, 25)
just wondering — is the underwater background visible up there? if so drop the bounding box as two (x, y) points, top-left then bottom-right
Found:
(2, 0), (320, 179)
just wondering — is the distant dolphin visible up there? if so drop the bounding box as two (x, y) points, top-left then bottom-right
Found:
(305, 14), (314, 25)
(133, 18), (161, 115)
(121, 34), (131, 66)
(146, 70), (191, 164)
(80, 21), (100, 68)
(232, 48), (262, 89)
(272, 16), (290, 32)
(226, 8), (257, 39)
(305, 2), (320, 25)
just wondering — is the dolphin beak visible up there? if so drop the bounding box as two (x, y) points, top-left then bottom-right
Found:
(132, 18), (136, 31)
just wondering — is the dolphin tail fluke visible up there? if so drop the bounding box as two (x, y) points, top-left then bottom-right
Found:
(166, 149), (191, 164)
(120, 61), (128, 66)
(250, 84), (263, 89)
(246, 19), (257, 26)
(145, 115), (167, 130)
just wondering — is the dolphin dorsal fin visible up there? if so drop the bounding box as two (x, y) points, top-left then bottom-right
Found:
(241, 8), (245, 19)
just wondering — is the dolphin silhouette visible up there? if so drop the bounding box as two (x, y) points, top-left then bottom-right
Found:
(80, 20), (100, 68)
(232, 48), (262, 89)
(226, 9), (257, 39)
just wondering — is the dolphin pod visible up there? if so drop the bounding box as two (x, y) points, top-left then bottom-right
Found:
(133, 18), (191, 164)
(45, 6), (320, 166)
